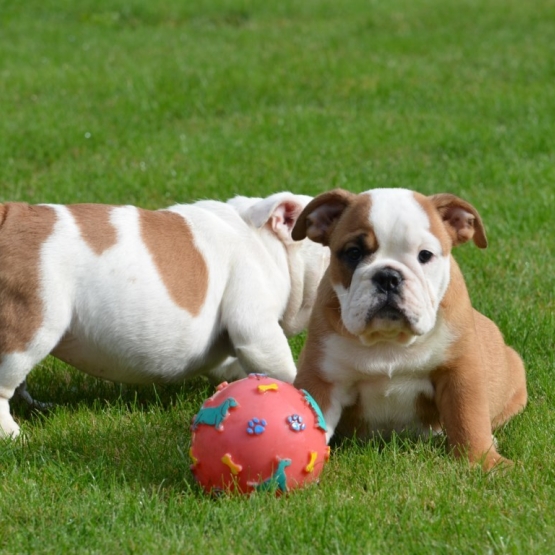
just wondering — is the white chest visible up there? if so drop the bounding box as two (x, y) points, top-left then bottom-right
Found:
(321, 320), (452, 434)
(354, 374), (435, 434)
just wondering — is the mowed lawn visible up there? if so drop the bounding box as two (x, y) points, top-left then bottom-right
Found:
(1, 0), (555, 553)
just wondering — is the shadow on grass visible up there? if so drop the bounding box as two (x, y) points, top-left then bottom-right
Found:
(12, 356), (215, 413)
(7, 358), (221, 494)
(329, 428), (450, 460)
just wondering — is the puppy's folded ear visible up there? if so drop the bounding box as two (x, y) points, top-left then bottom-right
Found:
(292, 189), (355, 246)
(428, 193), (487, 248)
(246, 192), (310, 243)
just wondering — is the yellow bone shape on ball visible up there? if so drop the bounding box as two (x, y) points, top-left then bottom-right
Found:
(257, 383), (279, 393)
(304, 451), (318, 473)
(221, 453), (243, 475)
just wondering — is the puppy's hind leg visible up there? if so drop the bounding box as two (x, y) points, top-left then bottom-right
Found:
(230, 321), (298, 383)
(0, 352), (42, 438)
(0, 327), (69, 438)
(14, 379), (53, 411)
(492, 347), (527, 429)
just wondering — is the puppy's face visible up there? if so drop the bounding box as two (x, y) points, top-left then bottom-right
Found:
(292, 188), (487, 346)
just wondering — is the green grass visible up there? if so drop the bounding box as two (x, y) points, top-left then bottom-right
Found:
(1, 0), (555, 552)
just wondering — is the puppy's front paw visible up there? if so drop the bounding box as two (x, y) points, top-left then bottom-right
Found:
(481, 452), (513, 472)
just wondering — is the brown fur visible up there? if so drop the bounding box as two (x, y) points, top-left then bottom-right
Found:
(428, 259), (526, 468)
(327, 195), (377, 289)
(0, 204), (57, 360)
(295, 276), (343, 415)
(68, 204), (118, 255)
(138, 209), (208, 317)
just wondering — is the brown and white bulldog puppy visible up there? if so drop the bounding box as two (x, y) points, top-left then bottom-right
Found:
(292, 188), (527, 470)
(0, 192), (330, 438)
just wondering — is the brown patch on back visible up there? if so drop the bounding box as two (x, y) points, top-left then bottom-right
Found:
(139, 209), (208, 316)
(68, 204), (117, 255)
(0, 203), (57, 355)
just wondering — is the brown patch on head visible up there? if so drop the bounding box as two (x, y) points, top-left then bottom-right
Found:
(413, 192), (454, 256)
(292, 189), (375, 290)
(327, 194), (377, 289)
(68, 204), (118, 255)
(0, 203), (57, 356)
(139, 209), (208, 316)
(292, 188), (357, 245)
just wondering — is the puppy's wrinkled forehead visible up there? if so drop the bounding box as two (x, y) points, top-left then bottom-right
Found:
(370, 189), (431, 247)
(330, 189), (445, 251)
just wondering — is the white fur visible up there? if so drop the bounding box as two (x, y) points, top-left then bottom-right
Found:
(321, 316), (453, 440)
(0, 193), (329, 437)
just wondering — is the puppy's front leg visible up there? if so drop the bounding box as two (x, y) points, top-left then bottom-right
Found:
(228, 321), (297, 383)
(434, 365), (508, 471)
(294, 370), (343, 444)
(207, 357), (247, 383)
(322, 388), (345, 444)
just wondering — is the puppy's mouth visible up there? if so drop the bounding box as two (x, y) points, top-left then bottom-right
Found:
(360, 299), (415, 345)
(366, 297), (408, 324)
(371, 304), (405, 322)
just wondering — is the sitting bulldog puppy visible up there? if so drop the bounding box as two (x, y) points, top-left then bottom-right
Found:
(0, 192), (329, 438)
(292, 188), (527, 470)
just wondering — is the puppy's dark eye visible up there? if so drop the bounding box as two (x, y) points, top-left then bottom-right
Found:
(418, 250), (434, 264)
(345, 247), (363, 263)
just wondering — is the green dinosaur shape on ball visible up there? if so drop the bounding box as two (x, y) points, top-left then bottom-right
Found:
(301, 389), (327, 432)
(251, 459), (292, 492)
(192, 397), (238, 431)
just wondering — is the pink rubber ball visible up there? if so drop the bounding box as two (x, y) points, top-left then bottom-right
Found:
(189, 373), (329, 494)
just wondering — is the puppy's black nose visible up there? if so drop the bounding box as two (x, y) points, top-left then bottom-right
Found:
(372, 268), (403, 293)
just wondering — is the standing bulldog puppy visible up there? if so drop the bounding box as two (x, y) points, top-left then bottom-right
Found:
(0, 192), (329, 438)
(292, 188), (527, 470)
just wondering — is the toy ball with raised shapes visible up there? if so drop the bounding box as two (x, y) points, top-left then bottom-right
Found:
(189, 374), (329, 494)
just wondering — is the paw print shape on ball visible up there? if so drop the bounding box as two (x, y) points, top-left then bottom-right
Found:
(247, 418), (267, 435)
(287, 414), (306, 432)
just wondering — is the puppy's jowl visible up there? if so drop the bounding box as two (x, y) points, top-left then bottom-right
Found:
(0, 192), (329, 438)
(293, 188), (527, 470)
